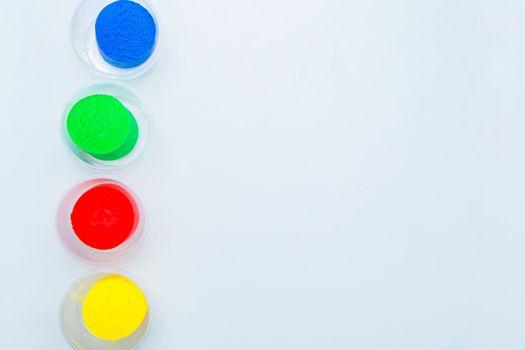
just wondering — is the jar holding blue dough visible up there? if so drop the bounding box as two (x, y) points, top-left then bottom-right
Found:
(71, 0), (160, 79)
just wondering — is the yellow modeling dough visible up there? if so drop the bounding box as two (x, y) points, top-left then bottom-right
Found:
(82, 274), (148, 341)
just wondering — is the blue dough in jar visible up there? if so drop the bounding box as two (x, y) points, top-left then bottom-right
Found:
(95, 0), (157, 69)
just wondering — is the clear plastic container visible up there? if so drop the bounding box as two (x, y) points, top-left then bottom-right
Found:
(70, 0), (161, 79)
(60, 269), (151, 350)
(57, 178), (146, 265)
(62, 82), (151, 172)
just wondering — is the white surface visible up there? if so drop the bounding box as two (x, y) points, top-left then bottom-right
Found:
(1, 0), (525, 349)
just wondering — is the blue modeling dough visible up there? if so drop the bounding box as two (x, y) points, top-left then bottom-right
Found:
(95, 0), (157, 69)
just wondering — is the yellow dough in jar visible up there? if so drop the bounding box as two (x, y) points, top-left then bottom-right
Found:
(82, 274), (148, 341)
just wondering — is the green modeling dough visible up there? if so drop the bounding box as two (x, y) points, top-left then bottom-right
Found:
(67, 94), (138, 160)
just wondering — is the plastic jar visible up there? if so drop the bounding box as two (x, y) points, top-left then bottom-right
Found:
(60, 270), (151, 349)
(70, 0), (161, 79)
(62, 82), (150, 171)
(57, 178), (146, 264)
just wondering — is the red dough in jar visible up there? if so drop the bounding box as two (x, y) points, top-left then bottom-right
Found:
(70, 184), (138, 250)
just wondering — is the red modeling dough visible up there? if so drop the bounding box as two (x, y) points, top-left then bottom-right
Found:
(71, 184), (138, 250)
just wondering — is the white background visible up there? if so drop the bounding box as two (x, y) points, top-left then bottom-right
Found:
(1, 0), (525, 349)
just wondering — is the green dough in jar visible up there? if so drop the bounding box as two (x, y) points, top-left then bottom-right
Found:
(67, 94), (139, 160)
